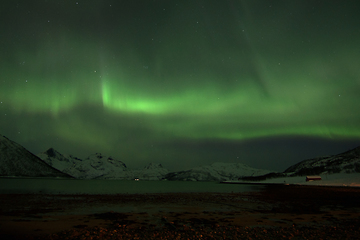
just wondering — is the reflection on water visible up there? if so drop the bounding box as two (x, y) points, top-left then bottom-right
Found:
(0, 178), (264, 194)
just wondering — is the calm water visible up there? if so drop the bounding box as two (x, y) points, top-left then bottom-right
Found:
(0, 178), (264, 194)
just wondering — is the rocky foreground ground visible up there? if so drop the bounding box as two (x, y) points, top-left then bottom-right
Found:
(1, 185), (360, 239)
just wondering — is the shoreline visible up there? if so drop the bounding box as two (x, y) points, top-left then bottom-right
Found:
(220, 180), (360, 188)
(221, 180), (287, 185)
(1, 186), (360, 239)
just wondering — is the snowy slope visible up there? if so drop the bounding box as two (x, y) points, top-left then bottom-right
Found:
(237, 146), (360, 183)
(0, 135), (72, 178)
(165, 162), (271, 181)
(284, 146), (360, 176)
(38, 149), (168, 180)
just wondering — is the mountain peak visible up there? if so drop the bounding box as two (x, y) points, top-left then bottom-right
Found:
(144, 163), (163, 170)
(45, 148), (57, 158)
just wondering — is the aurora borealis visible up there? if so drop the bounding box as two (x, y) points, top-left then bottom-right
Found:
(1, 0), (360, 171)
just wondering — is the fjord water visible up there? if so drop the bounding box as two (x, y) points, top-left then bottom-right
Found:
(0, 178), (264, 194)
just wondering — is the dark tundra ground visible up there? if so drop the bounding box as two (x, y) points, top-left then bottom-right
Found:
(1, 185), (360, 239)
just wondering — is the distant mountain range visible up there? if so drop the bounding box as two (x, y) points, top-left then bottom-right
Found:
(37, 148), (269, 181)
(1, 134), (359, 181)
(37, 148), (168, 180)
(164, 162), (271, 181)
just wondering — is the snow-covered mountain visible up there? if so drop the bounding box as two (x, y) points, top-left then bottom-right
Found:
(6, 131), (358, 182)
(239, 146), (360, 182)
(131, 163), (169, 180)
(284, 146), (360, 176)
(38, 148), (128, 179)
(0, 135), (72, 178)
(37, 148), (168, 180)
(165, 162), (271, 181)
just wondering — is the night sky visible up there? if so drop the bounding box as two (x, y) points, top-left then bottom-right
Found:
(1, 0), (360, 171)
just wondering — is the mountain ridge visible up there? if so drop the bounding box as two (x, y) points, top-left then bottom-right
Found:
(284, 146), (360, 176)
(2, 133), (359, 181)
(240, 145), (360, 181)
(37, 147), (169, 180)
(0, 135), (72, 178)
(164, 162), (271, 181)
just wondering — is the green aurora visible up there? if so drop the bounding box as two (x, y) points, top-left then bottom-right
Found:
(1, 0), (359, 170)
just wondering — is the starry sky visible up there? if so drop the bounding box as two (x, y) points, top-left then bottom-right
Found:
(1, 0), (360, 171)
